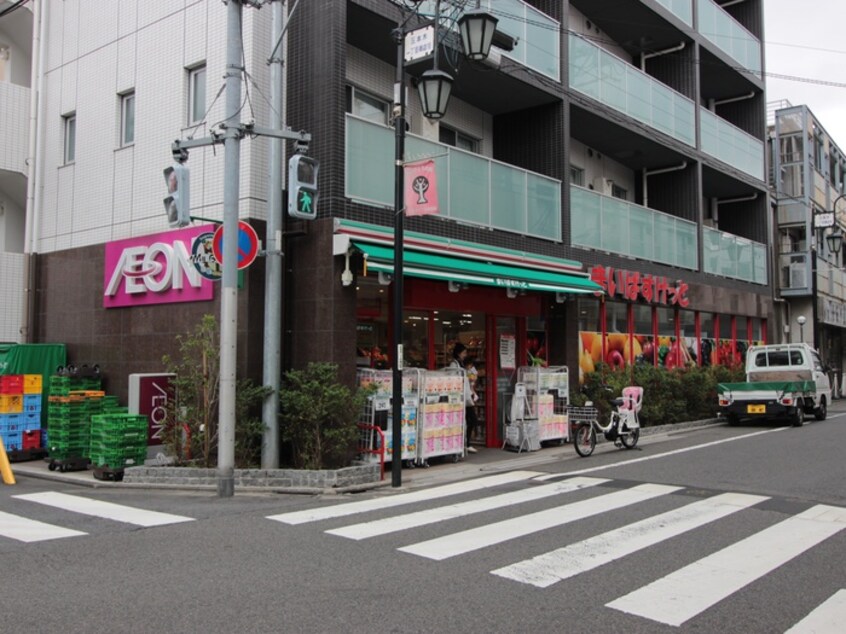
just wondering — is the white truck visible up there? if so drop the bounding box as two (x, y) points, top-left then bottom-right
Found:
(717, 343), (831, 427)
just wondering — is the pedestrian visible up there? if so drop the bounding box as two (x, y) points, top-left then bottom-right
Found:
(449, 342), (478, 454)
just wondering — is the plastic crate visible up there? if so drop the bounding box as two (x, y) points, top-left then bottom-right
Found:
(0, 413), (22, 432)
(0, 394), (23, 414)
(22, 429), (42, 450)
(89, 449), (146, 469)
(1, 430), (23, 451)
(23, 374), (43, 394)
(23, 394), (41, 413)
(23, 413), (41, 430)
(0, 375), (23, 394)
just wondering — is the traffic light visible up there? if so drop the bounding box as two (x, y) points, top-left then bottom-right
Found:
(163, 163), (191, 228)
(288, 154), (319, 220)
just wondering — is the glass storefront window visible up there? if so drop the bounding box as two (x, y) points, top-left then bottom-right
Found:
(679, 310), (696, 366)
(701, 313), (715, 367)
(402, 310), (430, 368)
(578, 298), (600, 332)
(607, 301), (627, 334)
(527, 316), (546, 366)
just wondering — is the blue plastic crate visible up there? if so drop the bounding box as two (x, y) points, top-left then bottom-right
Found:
(0, 413), (22, 432)
(23, 394), (42, 413)
(23, 413), (41, 431)
(1, 430), (23, 451)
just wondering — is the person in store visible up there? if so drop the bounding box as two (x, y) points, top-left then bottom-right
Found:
(448, 342), (479, 454)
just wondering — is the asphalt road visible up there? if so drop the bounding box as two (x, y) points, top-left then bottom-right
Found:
(2, 410), (846, 633)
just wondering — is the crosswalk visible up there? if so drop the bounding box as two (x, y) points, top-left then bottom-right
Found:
(267, 473), (846, 630)
(0, 491), (193, 543)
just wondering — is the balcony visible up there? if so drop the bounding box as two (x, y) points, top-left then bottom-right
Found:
(569, 34), (695, 147)
(699, 108), (764, 180)
(570, 185), (697, 270)
(346, 115), (562, 241)
(697, 0), (761, 78)
(703, 227), (767, 284)
(0, 81), (29, 175)
(417, 0), (560, 80)
(652, 0), (692, 26)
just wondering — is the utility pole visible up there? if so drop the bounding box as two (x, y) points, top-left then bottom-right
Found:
(218, 0), (244, 498)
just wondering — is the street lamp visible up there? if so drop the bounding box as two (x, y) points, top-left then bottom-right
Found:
(390, 2), (498, 488)
(797, 315), (806, 343)
(808, 196), (845, 352)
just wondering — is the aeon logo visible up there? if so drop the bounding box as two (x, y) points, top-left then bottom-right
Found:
(104, 226), (214, 308)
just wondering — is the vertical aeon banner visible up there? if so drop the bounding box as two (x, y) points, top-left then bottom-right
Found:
(103, 224), (216, 308)
(128, 373), (174, 447)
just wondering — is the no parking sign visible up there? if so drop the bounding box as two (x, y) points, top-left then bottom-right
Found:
(212, 221), (260, 270)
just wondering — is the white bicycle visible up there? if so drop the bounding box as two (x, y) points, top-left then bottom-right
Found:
(570, 386), (643, 457)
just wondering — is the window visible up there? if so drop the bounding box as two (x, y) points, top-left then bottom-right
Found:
(611, 184), (628, 200)
(63, 113), (76, 164)
(120, 91), (135, 146)
(439, 125), (479, 152)
(188, 65), (206, 125)
(569, 166), (585, 186)
(345, 86), (388, 124)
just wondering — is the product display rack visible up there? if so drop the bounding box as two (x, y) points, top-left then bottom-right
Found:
(517, 366), (570, 443)
(357, 369), (418, 466)
(417, 368), (465, 464)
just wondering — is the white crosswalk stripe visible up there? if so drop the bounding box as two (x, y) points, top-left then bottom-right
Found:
(267, 470), (542, 525)
(326, 476), (608, 540)
(0, 510), (87, 543)
(491, 491), (768, 587)
(13, 492), (194, 527)
(785, 589), (846, 634)
(607, 504), (846, 627)
(398, 483), (682, 561)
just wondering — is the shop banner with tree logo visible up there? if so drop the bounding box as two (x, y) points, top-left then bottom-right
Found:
(404, 159), (439, 216)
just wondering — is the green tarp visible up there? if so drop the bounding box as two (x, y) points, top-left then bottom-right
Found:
(0, 344), (67, 427)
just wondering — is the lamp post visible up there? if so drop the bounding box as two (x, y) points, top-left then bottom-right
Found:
(390, 3), (498, 488)
(797, 315), (806, 343)
(809, 197), (844, 351)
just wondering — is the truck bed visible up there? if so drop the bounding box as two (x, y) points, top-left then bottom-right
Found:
(717, 381), (816, 396)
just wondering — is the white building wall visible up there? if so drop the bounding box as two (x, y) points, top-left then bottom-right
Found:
(35, 0), (272, 254)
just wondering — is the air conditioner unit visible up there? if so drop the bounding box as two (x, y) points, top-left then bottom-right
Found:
(789, 262), (806, 288)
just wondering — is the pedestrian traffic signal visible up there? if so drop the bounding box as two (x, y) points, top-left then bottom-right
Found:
(288, 154), (319, 220)
(163, 163), (191, 228)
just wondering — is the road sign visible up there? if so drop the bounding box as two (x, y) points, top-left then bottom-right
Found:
(405, 25), (435, 63)
(815, 212), (835, 229)
(212, 221), (260, 270)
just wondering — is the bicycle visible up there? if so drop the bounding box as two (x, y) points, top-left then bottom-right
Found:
(569, 386), (643, 457)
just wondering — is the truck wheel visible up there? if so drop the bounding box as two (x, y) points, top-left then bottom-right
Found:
(726, 413), (739, 427)
(791, 404), (805, 427)
(814, 398), (828, 421)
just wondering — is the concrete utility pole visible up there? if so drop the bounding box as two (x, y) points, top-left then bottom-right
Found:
(218, 0), (244, 498)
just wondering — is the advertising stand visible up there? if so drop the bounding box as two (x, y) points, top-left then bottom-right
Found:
(417, 368), (465, 465)
(357, 369), (418, 466)
(517, 366), (570, 443)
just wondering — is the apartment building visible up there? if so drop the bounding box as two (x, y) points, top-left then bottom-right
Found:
(769, 102), (846, 380)
(12, 0), (770, 447)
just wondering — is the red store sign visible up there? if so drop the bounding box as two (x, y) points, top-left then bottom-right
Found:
(590, 265), (689, 307)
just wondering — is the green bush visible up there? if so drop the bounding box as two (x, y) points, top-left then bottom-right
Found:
(573, 363), (745, 427)
(279, 362), (372, 470)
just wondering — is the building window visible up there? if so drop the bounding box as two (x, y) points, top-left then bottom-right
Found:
(570, 166), (585, 186)
(439, 125), (479, 153)
(63, 113), (76, 164)
(611, 184), (628, 200)
(120, 91), (135, 146)
(345, 86), (388, 125)
(188, 65), (206, 125)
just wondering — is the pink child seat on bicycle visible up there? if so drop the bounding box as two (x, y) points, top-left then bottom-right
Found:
(621, 386), (643, 413)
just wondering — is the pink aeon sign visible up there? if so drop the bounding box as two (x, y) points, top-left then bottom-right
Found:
(103, 225), (216, 308)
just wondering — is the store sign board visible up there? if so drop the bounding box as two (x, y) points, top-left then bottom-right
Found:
(822, 297), (846, 328)
(128, 373), (174, 446)
(104, 225), (215, 308)
(590, 265), (689, 307)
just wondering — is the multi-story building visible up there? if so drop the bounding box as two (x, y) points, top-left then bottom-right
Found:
(12, 0), (770, 449)
(769, 101), (846, 382)
(0, 0), (33, 342)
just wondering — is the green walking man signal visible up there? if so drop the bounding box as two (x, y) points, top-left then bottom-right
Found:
(288, 154), (319, 220)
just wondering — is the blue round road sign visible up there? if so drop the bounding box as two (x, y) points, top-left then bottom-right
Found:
(212, 221), (260, 270)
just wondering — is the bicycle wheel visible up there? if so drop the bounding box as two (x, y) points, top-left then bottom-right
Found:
(620, 426), (640, 449)
(573, 423), (596, 457)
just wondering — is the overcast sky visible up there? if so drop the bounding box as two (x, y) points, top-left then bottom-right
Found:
(764, 0), (846, 145)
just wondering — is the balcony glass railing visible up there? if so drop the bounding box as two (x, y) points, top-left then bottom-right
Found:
(700, 108), (764, 180)
(652, 0), (693, 26)
(697, 0), (761, 77)
(570, 185), (697, 270)
(569, 34), (695, 147)
(346, 115), (562, 241)
(703, 227), (767, 284)
(417, 0), (560, 80)
(0, 81), (30, 174)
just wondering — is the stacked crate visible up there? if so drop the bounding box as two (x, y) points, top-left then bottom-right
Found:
(46, 375), (101, 462)
(89, 413), (147, 469)
(0, 374), (43, 451)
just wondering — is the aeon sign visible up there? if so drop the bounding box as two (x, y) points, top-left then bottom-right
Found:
(104, 225), (215, 308)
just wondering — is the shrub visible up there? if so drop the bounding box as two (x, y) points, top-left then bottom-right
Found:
(279, 362), (372, 470)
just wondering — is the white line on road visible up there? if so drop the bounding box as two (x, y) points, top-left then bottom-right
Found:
(491, 492), (768, 587)
(13, 492), (194, 527)
(607, 504), (846, 627)
(0, 510), (87, 542)
(326, 476), (608, 540)
(267, 471), (543, 525)
(785, 589), (846, 634)
(399, 483), (682, 561)
(534, 427), (788, 480)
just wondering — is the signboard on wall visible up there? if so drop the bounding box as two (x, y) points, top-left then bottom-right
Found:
(590, 265), (690, 307)
(104, 225), (217, 308)
(128, 373), (174, 448)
